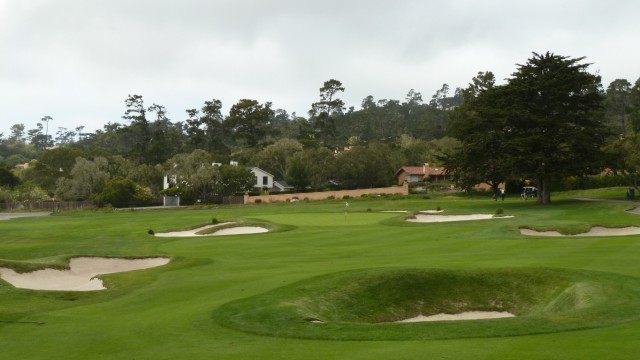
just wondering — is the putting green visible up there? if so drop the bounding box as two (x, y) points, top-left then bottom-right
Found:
(213, 267), (640, 340)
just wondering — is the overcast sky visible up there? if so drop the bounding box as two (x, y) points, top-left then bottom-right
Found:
(1, 0), (639, 138)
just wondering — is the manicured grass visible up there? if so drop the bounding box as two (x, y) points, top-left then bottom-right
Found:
(1, 190), (640, 359)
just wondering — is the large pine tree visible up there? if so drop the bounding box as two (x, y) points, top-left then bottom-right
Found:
(448, 52), (608, 203)
(506, 52), (607, 203)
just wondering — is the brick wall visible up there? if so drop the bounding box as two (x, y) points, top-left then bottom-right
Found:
(244, 182), (409, 204)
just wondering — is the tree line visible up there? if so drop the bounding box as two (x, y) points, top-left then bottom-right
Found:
(0, 79), (460, 205)
(2, 51), (640, 206)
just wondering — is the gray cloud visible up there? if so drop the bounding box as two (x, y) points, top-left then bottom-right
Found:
(1, 0), (639, 136)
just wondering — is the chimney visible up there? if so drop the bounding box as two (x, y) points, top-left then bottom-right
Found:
(423, 163), (429, 182)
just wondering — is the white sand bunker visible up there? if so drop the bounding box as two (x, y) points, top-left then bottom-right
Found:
(211, 226), (269, 235)
(397, 311), (515, 322)
(154, 223), (231, 237)
(0, 257), (170, 291)
(520, 226), (640, 237)
(155, 223), (268, 237)
(407, 214), (513, 223)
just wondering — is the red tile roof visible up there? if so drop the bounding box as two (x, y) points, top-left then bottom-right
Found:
(399, 166), (425, 176)
(396, 166), (448, 176)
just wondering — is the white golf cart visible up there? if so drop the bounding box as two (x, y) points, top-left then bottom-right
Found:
(521, 186), (537, 200)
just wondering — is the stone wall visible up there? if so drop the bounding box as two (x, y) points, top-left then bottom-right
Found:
(243, 182), (409, 204)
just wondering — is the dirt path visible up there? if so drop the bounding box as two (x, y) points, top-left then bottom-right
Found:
(0, 212), (51, 221)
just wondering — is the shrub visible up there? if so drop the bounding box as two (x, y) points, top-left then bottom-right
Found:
(495, 208), (504, 215)
(134, 185), (155, 205)
(97, 177), (137, 208)
(147, 229), (154, 235)
(160, 186), (181, 196)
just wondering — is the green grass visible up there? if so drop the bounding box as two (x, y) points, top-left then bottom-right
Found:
(214, 267), (640, 340)
(556, 186), (633, 201)
(1, 190), (640, 358)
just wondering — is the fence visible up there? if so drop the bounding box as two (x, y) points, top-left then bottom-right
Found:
(0, 201), (94, 211)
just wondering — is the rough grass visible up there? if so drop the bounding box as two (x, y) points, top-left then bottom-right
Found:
(213, 267), (640, 340)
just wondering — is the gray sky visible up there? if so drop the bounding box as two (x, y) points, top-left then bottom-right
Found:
(1, 0), (639, 138)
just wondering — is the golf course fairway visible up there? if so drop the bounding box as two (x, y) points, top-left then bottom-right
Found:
(2, 190), (640, 359)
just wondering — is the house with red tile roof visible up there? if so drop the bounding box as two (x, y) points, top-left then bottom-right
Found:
(395, 163), (450, 185)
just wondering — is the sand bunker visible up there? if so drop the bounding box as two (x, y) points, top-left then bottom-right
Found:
(397, 311), (515, 322)
(154, 223), (268, 237)
(407, 214), (513, 223)
(0, 257), (170, 291)
(154, 223), (232, 237)
(211, 226), (268, 235)
(520, 226), (640, 237)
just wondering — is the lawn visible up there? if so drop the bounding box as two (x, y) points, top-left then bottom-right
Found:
(1, 188), (640, 359)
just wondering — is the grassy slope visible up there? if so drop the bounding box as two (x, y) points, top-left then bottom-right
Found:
(1, 190), (640, 359)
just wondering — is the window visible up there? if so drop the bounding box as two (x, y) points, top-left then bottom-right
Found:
(262, 176), (268, 186)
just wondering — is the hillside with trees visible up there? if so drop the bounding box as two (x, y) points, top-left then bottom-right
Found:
(1, 53), (640, 207)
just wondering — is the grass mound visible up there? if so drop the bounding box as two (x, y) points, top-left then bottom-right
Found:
(154, 218), (294, 237)
(194, 221), (270, 235)
(213, 267), (640, 340)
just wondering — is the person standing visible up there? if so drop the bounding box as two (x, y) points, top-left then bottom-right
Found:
(500, 188), (505, 201)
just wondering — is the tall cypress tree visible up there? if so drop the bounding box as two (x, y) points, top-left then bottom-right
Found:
(447, 53), (608, 203)
(506, 52), (607, 203)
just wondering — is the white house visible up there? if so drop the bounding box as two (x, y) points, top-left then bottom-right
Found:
(163, 163), (278, 202)
(250, 167), (274, 190)
(161, 164), (181, 206)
